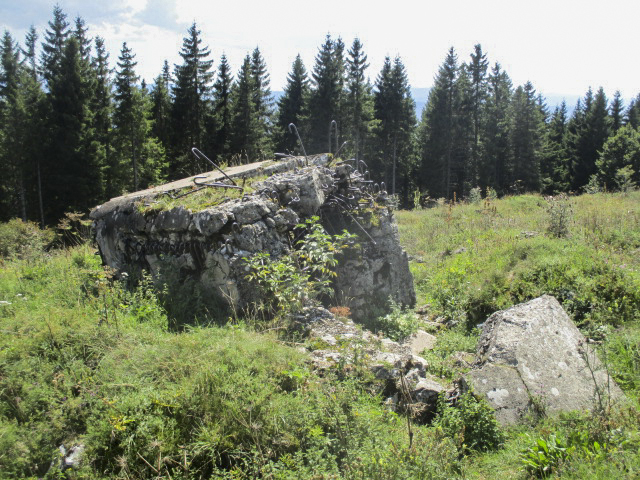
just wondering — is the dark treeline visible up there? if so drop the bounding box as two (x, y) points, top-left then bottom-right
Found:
(1, 7), (640, 225)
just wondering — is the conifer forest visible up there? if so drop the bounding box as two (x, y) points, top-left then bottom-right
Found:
(2, 6), (640, 226)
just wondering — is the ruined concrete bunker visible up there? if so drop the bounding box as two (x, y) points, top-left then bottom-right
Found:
(90, 154), (415, 323)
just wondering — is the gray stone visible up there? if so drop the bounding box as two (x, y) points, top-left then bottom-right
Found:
(152, 207), (191, 232)
(402, 329), (437, 355)
(465, 295), (624, 425)
(190, 209), (229, 236)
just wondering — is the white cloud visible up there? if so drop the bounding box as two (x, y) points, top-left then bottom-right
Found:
(2, 0), (639, 100)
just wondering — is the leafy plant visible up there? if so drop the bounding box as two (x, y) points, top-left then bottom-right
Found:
(546, 193), (572, 238)
(521, 434), (574, 477)
(244, 217), (357, 317)
(468, 186), (482, 204)
(368, 300), (420, 341)
(433, 391), (505, 453)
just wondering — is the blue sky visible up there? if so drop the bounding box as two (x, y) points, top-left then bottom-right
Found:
(2, 0), (639, 103)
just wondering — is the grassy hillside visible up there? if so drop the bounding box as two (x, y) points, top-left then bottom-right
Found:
(0, 192), (639, 479)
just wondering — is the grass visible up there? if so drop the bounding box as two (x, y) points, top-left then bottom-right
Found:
(137, 173), (270, 214)
(0, 190), (638, 478)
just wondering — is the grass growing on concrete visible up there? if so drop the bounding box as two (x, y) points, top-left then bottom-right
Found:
(137, 173), (270, 214)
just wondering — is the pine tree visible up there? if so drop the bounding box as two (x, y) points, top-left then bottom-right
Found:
(40, 5), (69, 87)
(481, 62), (512, 192)
(467, 44), (489, 191)
(250, 47), (273, 153)
(275, 54), (310, 154)
(308, 35), (345, 153)
(610, 90), (624, 133)
(210, 54), (233, 162)
(508, 82), (544, 192)
(344, 38), (375, 162)
(46, 36), (103, 220)
(418, 48), (459, 199)
(171, 22), (214, 168)
(373, 56), (416, 200)
(150, 60), (172, 156)
(230, 55), (261, 161)
(540, 102), (570, 193)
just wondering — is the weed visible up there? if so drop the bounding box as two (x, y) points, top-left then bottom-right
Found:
(546, 193), (572, 238)
(521, 433), (574, 477)
(244, 217), (357, 320)
(433, 391), (505, 453)
(468, 186), (482, 204)
(366, 300), (420, 341)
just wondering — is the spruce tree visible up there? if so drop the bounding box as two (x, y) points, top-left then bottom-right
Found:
(40, 5), (69, 87)
(73, 16), (91, 60)
(210, 54), (233, 162)
(0, 31), (28, 220)
(92, 36), (114, 198)
(508, 82), (544, 192)
(482, 62), (512, 192)
(113, 43), (165, 192)
(308, 35), (345, 153)
(373, 56), (416, 200)
(230, 55), (260, 161)
(626, 94), (640, 129)
(249, 47), (273, 157)
(21, 27), (47, 225)
(275, 54), (310, 154)
(569, 87), (610, 190)
(344, 38), (375, 162)
(150, 60), (172, 156)
(610, 90), (624, 133)
(467, 44), (489, 191)
(596, 124), (640, 189)
(46, 36), (103, 220)
(171, 22), (214, 173)
(540, 102), (570, 193)
(418, 48), (459, 199)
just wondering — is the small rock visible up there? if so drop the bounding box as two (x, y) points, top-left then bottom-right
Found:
(402, 330), (437, 355)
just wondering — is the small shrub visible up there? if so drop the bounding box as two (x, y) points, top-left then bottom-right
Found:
(546, 194), (572, 238)
(584, 174), (603, 194)
(433, 391), (505, 452)
(485, 186), (498, 201)
(244, 217), (358, 319)
(367, 300), (420, 341)
(615, 165), (636, 193)
(521, 434), (574, 478)
(0, 219), (53, 259)
(468, 186), (482, 204)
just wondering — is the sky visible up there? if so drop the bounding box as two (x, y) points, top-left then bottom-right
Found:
(1, 0), (639, 103)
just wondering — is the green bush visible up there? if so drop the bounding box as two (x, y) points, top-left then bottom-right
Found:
(433, 391), (505, 453)
(366, 300), (420, 341)
(0, 218), (53, 259)
(244, 217), (357, 318)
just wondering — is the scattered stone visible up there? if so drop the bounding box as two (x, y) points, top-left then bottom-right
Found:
(402, 329), (437, 355)
(465, 295), (624, 425)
